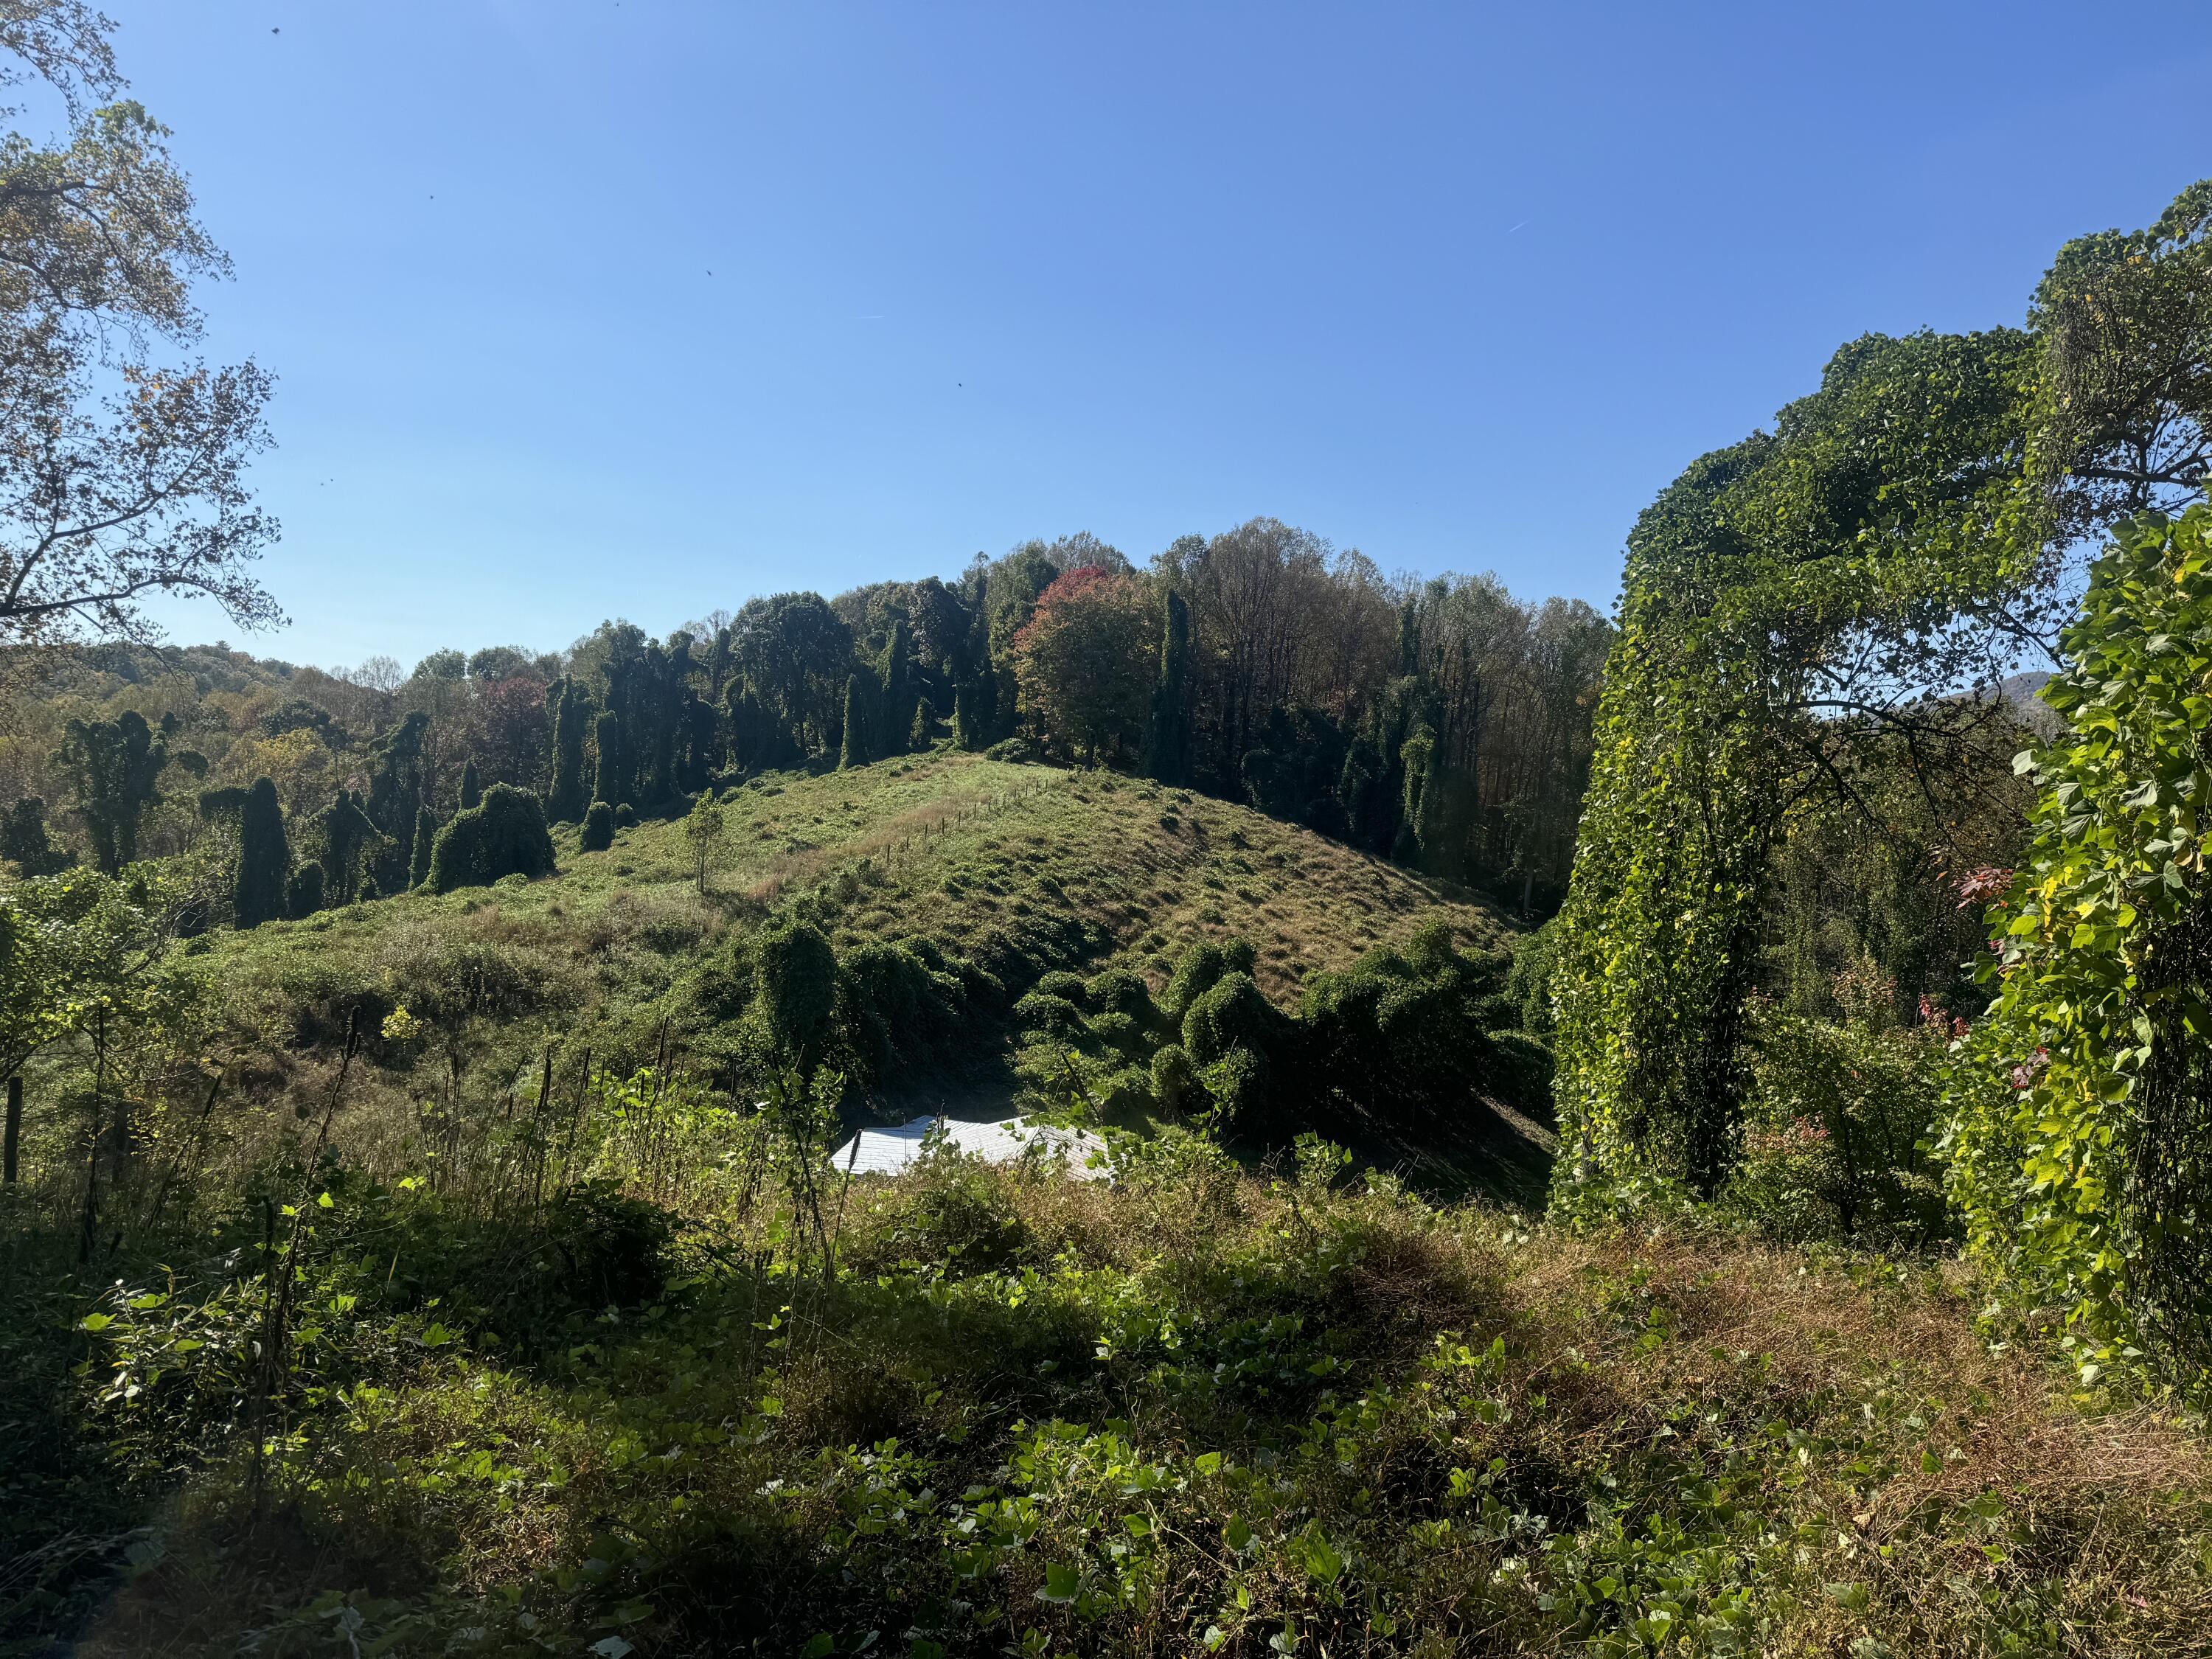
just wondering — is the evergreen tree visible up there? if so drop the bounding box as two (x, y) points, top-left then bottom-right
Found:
(592, 710), (623, 806)
(580, 799), (615, 852)
(1143, 590), (1192, 783)
(546, 676), (591, 822)
(288, 860), (326, 919)
(429, 784), (557, 893)
(409, 805), (437, 888)
(838, 674), (871, 770)
(0, 798), (71, 876)
(459, 757), (481, 811)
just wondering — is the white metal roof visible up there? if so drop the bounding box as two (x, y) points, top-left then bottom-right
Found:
(827, 1114), (1111, 1180)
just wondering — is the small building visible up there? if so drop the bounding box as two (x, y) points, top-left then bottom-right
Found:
(827, 1114), (1111, 1180)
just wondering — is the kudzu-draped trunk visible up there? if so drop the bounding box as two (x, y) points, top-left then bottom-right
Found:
(235, 777), (290, 928)
(546, 677), (591, 823)
(1550, 632), (1781, 1204)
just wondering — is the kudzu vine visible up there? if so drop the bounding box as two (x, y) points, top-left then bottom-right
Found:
(1944, 506), (2212, 1385)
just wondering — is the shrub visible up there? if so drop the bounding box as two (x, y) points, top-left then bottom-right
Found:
(615, 802), (638, 828)
(428, 784), (557, 894)
(580, 799), (615, 852)
(1150, 1043), (1197, 1113)
(1013, 990), (1085, 1041)
(1034, 970), (1088, 1005)
(1161, 938), (1256, 1023)
(1721, 996), (1950, 1246)
(1083, 967), (1156, 1027)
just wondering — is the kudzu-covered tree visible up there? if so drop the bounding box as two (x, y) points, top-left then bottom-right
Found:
(1142, 589), (1191, 784)
(546, 675), (592, 822)
(52, 710), (192, 875)
(879, 619), (911, 756)
(429, 783), (556, 893)
(459, 757), (481, 811)
(364, 711), (430, 892)
(838, 674), (870, 770)
(287, 860), (325, 919)
(312, 789), (381, 904)
(677, 690), (717, 791)
(952, 680), (979, 751)
(1947, 506), (2212, 1385)
(580, 799), (614, 852)
(592, 711), (622, 807)
(198, 776), (290, 928)
(408, 806), (437, 888)
(234, 776), (289, 927)
(0, 799), (72, 877)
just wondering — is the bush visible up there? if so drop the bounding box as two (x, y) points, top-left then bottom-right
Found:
(615, 802), (638, 828)
(1722, 996), (1950, 1247)
(580, 800), (615, 852)
(1161, 938), (1256, 1023)
(1506, 918), (1559, 1035)
(841, 938), (970, 1079)
(428, 785), (557, 894)
(1013, 990), (1085, 1041)
(1150, 1043), (1198, 1114)
(1083, 967), (1156, 1027)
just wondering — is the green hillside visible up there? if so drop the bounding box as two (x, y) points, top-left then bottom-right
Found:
(246, 752), (1509, 996)
(193, 751), (1547, 1192)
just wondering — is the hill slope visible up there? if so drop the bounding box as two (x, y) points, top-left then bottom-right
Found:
(202, 753), (1543, 1182)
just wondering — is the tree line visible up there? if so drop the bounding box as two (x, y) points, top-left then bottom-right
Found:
(1, 529), (1609, 921)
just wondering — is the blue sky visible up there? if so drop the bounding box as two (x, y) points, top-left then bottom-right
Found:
(105, 1), (2212, 669)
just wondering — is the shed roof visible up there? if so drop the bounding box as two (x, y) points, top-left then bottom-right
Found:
(827, 1114), (1111, 1180)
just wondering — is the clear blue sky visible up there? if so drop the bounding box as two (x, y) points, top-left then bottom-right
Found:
(108, 1), (2212, 669)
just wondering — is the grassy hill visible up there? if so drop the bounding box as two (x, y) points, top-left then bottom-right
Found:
(16, 759), (2212, 1658)
(250, 752), (1512, 992)
(195, 752), (1546, 1192)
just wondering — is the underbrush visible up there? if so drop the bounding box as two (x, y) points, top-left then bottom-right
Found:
(35, 1146), (2212, 1658)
